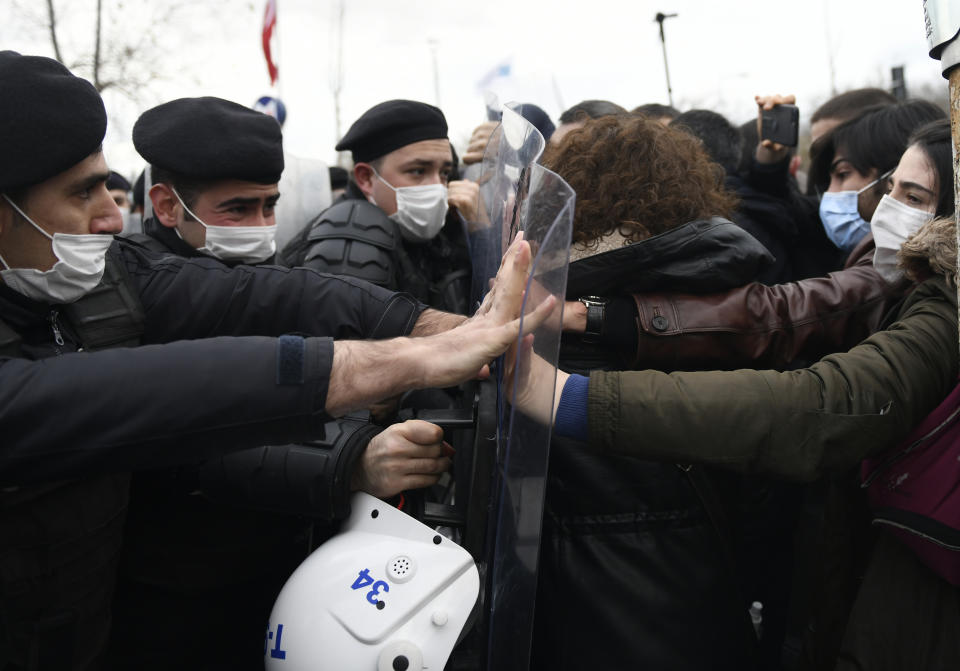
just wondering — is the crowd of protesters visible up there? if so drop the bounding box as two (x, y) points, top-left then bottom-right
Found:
(1, 39), (958, 671)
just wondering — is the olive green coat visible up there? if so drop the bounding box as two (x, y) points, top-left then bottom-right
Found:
(586, 275), (960, 670)
(587, 276), (958, 481)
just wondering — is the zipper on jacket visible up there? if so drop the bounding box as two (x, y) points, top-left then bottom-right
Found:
(872, 518), (960, 551)
(49, 309), (65, 354)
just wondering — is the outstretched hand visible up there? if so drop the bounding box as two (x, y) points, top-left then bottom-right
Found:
(502, 332), (570, 427)
(417, 233), (557, 389)
(326, 234), (555, 418)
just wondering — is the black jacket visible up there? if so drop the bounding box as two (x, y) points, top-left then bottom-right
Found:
(0, 238), (421, 670)
(727, 173), (800, 285)
(0, 238), (422, 482)
(744, 157), (846, 280)
(532, 219), (765, 671)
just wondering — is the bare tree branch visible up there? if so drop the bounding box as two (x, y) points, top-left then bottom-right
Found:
(19, 0), (241, 104)
(93, 0), (103, 89)
(44, 0), (63, 63)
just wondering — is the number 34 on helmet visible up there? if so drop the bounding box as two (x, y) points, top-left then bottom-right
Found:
(265, 492), (480, 670)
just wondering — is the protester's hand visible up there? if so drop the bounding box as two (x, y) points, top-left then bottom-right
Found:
(462, 121), (499, 165)
(416, 234), (556, 389)
(754, 93), (796, 165)
(502, 333), (570, 426)
(562, 300), (587, 332)
(350, 420), (453, 498)
(448, 179), (480, 223)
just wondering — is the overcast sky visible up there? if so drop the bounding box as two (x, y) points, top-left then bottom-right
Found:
(3, 0), (948, 179)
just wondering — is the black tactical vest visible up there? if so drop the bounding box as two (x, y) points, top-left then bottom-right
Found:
(0, 251), (145, 671)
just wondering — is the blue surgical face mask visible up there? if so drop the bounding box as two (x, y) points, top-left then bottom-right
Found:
(818, 173), (886, 255)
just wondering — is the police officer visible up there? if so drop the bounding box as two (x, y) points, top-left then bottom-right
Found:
(107, 96), (459, 669)
(280, 100), (479, 315)
(0, 52), (542, 670)
(128, 96), (282, 264)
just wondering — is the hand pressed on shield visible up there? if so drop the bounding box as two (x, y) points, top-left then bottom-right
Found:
(755, 93), (797, 165)
(350, 420), (452, 498)
(417, 233), (556, 387)
(503, 332), (570, 427)
(325, 234), (555, 416)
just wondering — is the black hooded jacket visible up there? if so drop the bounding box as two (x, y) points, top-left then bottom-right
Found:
(532, 218), (769, 671)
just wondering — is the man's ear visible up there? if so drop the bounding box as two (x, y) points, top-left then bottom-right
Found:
(150, 183), (180, 229)
(354, 164), (375, 199)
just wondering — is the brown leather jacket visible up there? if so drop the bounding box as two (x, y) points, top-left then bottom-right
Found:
(628, 235), (907, 371)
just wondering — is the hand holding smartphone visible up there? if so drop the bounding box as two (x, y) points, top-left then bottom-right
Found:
(760, 104), (799, 147)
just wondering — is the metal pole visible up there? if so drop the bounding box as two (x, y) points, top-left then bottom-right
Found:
(922, 0), (960, 354)
(949, 67), (960, 354)
(654, 12), (677, 107)
(429, 39), (441, 108)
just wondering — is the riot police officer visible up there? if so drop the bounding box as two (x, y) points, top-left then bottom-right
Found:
(107, 96), (457, 669)
(0, 51), (543, 670)
(280, 100), (478, 315)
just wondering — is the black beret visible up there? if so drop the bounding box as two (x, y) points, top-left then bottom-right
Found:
(336, 100), (448, 163)
(134, 97), (283, 184)
(106, 171), (131, 192)
(0, 51), (107, 191)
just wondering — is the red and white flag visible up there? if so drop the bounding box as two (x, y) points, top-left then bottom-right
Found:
(262, 0), (279, 86)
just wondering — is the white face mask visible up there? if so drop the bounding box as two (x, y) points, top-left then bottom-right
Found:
(372, 171), (448, 243)
(172, 187), (277, 263)
(0, 194), (113, 304)
(870, 194), (934, 284)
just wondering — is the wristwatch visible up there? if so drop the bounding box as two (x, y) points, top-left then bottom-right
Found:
(578, 295), (607, 343)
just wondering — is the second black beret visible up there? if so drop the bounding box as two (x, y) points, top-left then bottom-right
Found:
(336, 100), (448, 163)
(134, 97), (284, 184)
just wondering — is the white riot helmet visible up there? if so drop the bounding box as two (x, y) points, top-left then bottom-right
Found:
(265, 492), (480, 670)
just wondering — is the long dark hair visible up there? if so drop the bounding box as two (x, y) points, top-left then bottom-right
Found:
(808, 99), (946, 194)
(907, 119), (954, 217)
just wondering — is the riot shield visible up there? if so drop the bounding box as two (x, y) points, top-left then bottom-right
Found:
(465, 103), (574, 671)
(264, 104), (573, 671)
(468, 104), (546, 308)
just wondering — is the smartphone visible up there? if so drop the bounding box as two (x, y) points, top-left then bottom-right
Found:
(760, 104), (799, 147)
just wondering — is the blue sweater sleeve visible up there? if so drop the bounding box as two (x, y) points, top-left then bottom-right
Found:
(554, 374), (589, 442)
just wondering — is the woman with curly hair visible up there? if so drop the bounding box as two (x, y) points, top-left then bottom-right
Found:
(543, 113), (739, 257)
(530, 113), (772, 671)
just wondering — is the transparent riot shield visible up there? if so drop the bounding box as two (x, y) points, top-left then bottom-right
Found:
(263, 104), (572, 671)
(465, 103), (574, 671)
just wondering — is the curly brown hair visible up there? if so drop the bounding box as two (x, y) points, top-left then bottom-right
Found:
(541, 114), (738, 247)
